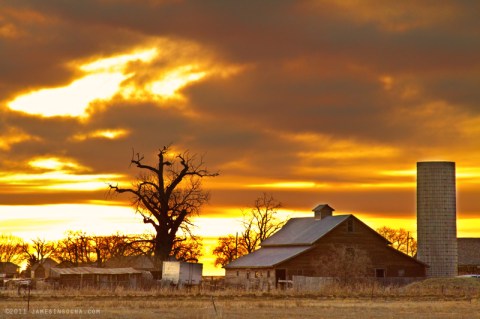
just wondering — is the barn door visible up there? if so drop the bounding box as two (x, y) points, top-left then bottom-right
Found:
(275, 269), (286, 288)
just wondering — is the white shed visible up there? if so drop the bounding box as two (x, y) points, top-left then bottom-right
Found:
(162, 261), (203, 286)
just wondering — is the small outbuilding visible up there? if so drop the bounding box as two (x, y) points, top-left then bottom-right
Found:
(225, 204), (427, 288)
(50, 267), (143, 289)
(162, 261), (203, 286)
(0, 262), (20, 279)
(458, 238), (480, 275)
(31, 258), (58, 279)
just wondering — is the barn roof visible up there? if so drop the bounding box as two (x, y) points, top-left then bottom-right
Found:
(225, 246), (311, 268)
(0, 262), (20, 273)
(50, 267), (142, 277)
(261, 215), (350, 246)
(458, 238), (480, 266)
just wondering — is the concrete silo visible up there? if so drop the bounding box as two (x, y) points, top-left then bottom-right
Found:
(416, 161), (458, 277)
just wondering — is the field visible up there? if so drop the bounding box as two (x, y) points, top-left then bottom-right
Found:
(2, 278), (480, 319)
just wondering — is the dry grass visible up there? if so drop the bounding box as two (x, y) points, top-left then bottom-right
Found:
(1, 278), (480, 319)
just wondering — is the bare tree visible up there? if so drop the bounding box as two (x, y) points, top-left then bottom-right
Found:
(108, 146), (218, 266)
(241, 193), (285, 253)
(22, 238), (56, 268)
(0, 235), (24, 264)
(213, 235), (248, 267)
(213, 193), (285, 266)
(377, 226), (417, 256)
(52, 231), (95, 266)
(170, 236), (203, 262)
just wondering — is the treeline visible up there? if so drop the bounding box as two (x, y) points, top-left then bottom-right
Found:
(0, 232), (202, 268)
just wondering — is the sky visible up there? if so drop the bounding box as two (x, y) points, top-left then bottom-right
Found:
(1, 1), (480, 275)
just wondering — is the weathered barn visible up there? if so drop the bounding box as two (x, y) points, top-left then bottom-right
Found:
(225, 205), (427, 288)
(31, 258), (58, 279)
(50, 267), (143, 289)
(0, 262), (20, 279)
(458, 238), (480, 275)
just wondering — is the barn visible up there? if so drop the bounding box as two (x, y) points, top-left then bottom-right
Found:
(457, 238), (480, 275)
(225, 204), (427, 288)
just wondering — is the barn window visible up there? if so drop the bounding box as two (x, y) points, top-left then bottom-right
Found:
(255, 271), (261, 278)
(375, 269), (385, 278)
(267, 271), (270, 278)
(398, 269), (405, 277)
(347, 219), (355, 232)
(236, 271), (239, 277)
(246, 271), (250, 279)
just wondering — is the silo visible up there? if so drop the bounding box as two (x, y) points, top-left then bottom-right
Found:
(416, 161), (457, 277)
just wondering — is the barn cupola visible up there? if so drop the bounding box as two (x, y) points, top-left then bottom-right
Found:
(313, 204), (335, 220)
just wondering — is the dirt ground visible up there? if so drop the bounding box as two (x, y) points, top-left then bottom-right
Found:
(2, 296), (480, 319)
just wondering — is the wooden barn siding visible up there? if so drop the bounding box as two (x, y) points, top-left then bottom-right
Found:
(225, 268), (275, 288)
(278, 217), (426, 279)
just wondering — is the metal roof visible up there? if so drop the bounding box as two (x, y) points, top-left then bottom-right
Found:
(50, 267), (142, 277)
(261, 215), (350, 246)
(458, 238), (480, 266)
(312, 204), (335, 212)
(225, 246), (312, 268)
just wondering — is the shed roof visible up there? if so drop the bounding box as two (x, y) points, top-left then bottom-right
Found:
(31, 258), (58, 271)
(458, 238), (480, 266)
(261, 215), (350, 246)
(50, 267), (142, 277)
(0, 262), (20, 273)
(225, 246), (311, 268)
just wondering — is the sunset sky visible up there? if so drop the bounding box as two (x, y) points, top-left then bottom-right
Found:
(1, 1), (480, 275)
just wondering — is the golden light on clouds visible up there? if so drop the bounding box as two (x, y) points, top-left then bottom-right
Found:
(247, 181), (320, 189)
(7, 72), (125, 117)
(286, 132), (400, 160)
(0, 127), (38, 150)
(6, 47), (158, 118)
(72, 128), (130, 141)
(0, 157), (123, 192)
(79, 48), (158, 73)
(149, 65), (206, 99)
(0, 171), (122, 191)
(29, 157), (83, 171)
(0, 204), (150, 241)
(6, 44), (225, 117)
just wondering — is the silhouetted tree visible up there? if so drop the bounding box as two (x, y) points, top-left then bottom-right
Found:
(170, 236), (203, 262)
(213, 193), (285, 267)
(241, 193), (285, 253)
(0, 235), (24, 264)
(377, 226), (417, 256)
(108, 145), (217, 266)
(22, 237), (56, 268)
(52, 231), (94, 266)
(213, 235), (247, 267)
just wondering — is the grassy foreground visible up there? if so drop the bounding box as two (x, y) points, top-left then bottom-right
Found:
(1, 278), (480, 319)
